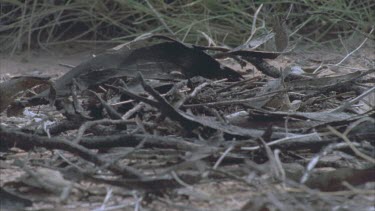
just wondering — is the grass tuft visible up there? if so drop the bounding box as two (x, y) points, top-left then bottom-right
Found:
(0, 0), (373, 53)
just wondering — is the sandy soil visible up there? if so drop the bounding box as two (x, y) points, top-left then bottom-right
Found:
(0, 44), (106, 80)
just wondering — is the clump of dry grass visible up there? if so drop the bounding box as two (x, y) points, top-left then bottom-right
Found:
(0, 0), (374, 53)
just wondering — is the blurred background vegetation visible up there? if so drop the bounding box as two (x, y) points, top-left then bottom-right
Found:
(0, 0), (374, 53)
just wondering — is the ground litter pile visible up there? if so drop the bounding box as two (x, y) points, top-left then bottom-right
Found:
(1, 21), (375, 211)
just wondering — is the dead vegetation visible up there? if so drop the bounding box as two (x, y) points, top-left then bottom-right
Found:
(1, 1), (375, 211)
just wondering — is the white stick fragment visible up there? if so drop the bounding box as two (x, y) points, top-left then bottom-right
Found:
(241, 133), (321, 151)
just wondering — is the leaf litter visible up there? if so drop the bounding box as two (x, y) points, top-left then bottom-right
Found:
(0, 35), (374, 210)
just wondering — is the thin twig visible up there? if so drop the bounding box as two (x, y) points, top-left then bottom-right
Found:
(213, 145), (234, 169)
(332, 27), (374, 67)
(331, 86), (375, 112)
(74, 119), (135, 143)
(241, 133), (321, 151)
(246, 4), (263, 43)
(327, 126), (375, 164)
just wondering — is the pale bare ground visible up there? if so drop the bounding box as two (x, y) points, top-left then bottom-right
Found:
(0, 44), (105, 79)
